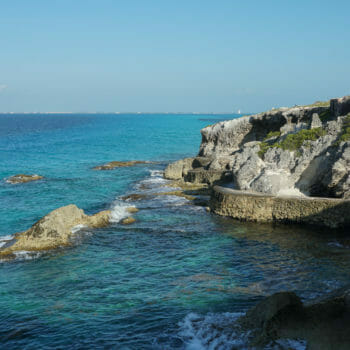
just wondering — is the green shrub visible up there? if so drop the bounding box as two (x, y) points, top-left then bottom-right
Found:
(278, 128), (326, 151)
(258, 127), (327, 158)
(306, 100), (330, 108)
(264, 131), (281, 140)
(319, 109), (332, 122)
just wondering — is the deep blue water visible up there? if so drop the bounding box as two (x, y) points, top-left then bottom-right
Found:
(1, 113), (350, 349)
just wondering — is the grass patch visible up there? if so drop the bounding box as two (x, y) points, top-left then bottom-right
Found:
(265, 131), (281, 139)
(306, 100), (330, 108)
(258, 127), (327, 158)
(319, 108), (332, 122)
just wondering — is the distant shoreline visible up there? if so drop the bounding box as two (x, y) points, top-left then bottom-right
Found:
(0, 112), (247, 115)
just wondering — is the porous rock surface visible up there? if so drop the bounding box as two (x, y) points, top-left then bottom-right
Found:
(165, 95), (350, 198)
(211, 186), (350, 228)
(0, 205), (111, 257)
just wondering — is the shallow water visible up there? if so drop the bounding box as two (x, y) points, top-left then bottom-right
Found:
(1, 113), (350, 349)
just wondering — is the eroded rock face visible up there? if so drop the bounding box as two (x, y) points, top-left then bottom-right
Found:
(164, 157), (195, 180)
(6, 174), (44, 184)
(165, 96), (350, 198)
(0, 205), (111, 256)
(239, 285), (350, 349)
(331, 95), (350, 117)
(93, 161), (148, 170)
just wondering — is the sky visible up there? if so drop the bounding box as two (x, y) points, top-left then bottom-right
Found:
(0, 0), (349, 113)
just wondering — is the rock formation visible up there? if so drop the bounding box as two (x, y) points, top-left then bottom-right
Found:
(165, 96), (350, 198)
(164, 96), (350, 227)
(239, 285), (350, 349)
(0, 205), (111, 258)
(6, 174), (44, 184)
(93, 160), (148, 170)
(121, 217), (136, 225)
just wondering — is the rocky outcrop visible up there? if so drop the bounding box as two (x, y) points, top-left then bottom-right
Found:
(211, 186), (350, 228)
(121, 217), (136, 225)
(93, 160), (148, 170)
(239, 285), (350, 349)
(164, 158), (196, 180)
(331, 95), (350, 117)
(0, 205), (111, 257)
(165, 96), (350, 198)
(6, 174), (44, 184)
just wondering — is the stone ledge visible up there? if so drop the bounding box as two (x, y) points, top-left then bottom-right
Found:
(210, 186), (350, 228)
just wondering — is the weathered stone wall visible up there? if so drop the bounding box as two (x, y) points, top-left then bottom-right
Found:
(210, 186), (350, 228)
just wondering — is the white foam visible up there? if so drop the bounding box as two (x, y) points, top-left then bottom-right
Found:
(150, 169), (164, 177)
(328, 241), (348, 249)
(267, 339), (307, 350)
(71, 224), (87, 234)
(110, 201), (131, 223)
(0, 234), (14, 248)
(179, 312), (246, 350)
(13, 250), (42, 260)
(178, 312), (306, 350)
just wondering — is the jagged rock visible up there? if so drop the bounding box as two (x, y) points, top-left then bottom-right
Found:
(192, 156), (212, 168)
(331, 95), (350, 117)
(310, 113), (322, 129)
(164, 157), (194, 180)
(239, 285), (350, 349)
(166, 95), (350, 200)
(6, 174), (44, 184)
(185, 168), (232, 185)
(93, 160), (148, 170)
(0, 205), (111, 256)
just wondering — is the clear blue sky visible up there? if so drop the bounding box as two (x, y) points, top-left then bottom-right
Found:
(0, 0), (349, 113)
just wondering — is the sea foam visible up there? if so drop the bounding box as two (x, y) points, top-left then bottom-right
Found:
(178, 312), (307, 350)
(110, 201), (132, 223)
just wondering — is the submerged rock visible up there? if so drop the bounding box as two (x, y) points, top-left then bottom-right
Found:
(121, 217), (136, 225)
(6, 174), (44, 184)
(239, 285), (350, 349)
(0, 204), (111, 257)
(122, 193), (149, 201)
(126, 207), (139, 213)
(93, 160), (148, 170)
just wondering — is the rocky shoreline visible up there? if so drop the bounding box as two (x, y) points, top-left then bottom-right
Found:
(238, 284), (350, 349)
(164, 95), (350, 228)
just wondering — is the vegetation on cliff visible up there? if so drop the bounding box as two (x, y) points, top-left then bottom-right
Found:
(258, 127), (327, 158)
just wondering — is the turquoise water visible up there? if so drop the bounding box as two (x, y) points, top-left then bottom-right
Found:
(1, 113), (350, 349)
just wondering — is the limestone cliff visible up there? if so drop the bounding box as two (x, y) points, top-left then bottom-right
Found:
(165, 96), (350, 199)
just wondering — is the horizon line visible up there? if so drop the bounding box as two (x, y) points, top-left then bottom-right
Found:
(0, 111), (250, 115)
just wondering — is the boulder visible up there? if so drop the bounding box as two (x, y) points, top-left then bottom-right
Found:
(164, 157), (194, 180)
(121, 217), (136, 225)
(239, 285), (350, 349)
(6, 174), (44, 184)
(0, 205), (111, 256)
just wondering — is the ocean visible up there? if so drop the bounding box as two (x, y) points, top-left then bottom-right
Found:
(1, 113), (349, 349)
